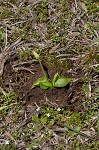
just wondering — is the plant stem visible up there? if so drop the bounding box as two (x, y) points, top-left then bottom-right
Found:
(38, 59), (47, 78)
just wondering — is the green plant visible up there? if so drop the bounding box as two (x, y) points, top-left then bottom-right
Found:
(32, 51), (71, 89)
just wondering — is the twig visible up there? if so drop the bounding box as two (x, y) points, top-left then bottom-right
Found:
(0, 103), (17, 111)
(12, 60), (37, 67)
(13, 66), (35, 74)
(74, 0), (77, 9)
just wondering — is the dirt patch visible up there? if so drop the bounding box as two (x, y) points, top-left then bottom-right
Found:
(1, 60), (85, 112)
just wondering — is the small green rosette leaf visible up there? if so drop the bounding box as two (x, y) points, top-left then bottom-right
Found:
(54, 76), (71, 87)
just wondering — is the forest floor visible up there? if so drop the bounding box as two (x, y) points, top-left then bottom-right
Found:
(0, 0), (99, 149)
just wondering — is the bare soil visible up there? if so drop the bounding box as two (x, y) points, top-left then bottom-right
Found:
(1, 58), (85, 112)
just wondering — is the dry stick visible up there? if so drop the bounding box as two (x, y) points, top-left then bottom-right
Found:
(74, 0), (77, 9)
(0, 87), (8, 96)
(56, 122), (96, 140)
(0, 53), (8, 76)
(4, 38), (22, 52)
(12, 60), (37, 67)
(13, 67), (35, 74)
(0, 38), (22, 76)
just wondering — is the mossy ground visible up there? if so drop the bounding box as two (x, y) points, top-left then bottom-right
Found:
(0, 0), (99, 149)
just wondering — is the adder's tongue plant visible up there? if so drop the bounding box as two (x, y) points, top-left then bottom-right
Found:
(32, 51), (71, 90)
(32, 51), (52, 89)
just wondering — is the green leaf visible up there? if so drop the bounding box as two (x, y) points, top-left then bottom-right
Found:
(32, 115), (39, 123)
(82, 84), (90, 94)
(41, 80), (52, 87)
(40, 84), (49, 89)
(32, 76), (53, 89)
(40, 83), (49, 89)
(33, 125), (43, 132)
(75, 126), (81, 132)
(40, 117), (48, 124)
(39, 76), (52, 89)
(54, 76), (71, 87)
(40, 79), (53, 89)
(50, 119), (55, 125)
